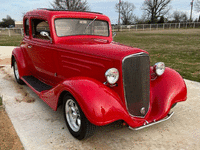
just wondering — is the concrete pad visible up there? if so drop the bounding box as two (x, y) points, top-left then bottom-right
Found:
(0, 65), (200, 150)
(0, 46), (16, 65)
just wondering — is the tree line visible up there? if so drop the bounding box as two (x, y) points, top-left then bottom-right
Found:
(115, 0), (200, 25)
(1, 0), (200, 28)
(52, 0), (200, 25)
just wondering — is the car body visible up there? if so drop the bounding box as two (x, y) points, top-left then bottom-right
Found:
(11, 9), (187, 140)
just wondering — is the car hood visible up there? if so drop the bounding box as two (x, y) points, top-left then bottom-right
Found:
(54, 38), (148, 61)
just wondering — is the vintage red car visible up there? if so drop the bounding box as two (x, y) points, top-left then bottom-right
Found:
(12, 9), (187, 140)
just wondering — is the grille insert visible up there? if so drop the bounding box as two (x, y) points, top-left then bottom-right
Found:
(122, 53), (150, 117)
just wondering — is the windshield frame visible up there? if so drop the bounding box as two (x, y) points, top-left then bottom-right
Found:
(54, 18), (110, 37)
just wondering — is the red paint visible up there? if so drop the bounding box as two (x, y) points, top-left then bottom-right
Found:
(12, 9), (187, 129)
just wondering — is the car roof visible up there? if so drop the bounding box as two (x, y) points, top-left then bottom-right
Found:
(37, 8), (103, 15)
(24, 8), (106, 19)
(24, 8), (110, 22)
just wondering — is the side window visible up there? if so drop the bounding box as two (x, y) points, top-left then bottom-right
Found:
(32, 19), (50, 40)
(25, 19), (29, 36)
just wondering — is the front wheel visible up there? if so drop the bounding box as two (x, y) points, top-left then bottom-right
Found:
(63, 95), (96, 140)
(171, 103), (177, 109)
(13, 58), (24, 85)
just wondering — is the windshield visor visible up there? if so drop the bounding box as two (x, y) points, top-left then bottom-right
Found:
(55, 18), (109, 37)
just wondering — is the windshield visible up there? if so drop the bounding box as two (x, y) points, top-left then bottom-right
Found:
(55, 18), (109, 37)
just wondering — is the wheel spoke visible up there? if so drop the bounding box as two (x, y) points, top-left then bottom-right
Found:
(65, 99), (81, 132)
(76, 117), (81, 127)
(14, 62), (19, 79)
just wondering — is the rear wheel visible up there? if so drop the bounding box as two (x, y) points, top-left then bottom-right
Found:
(63, 95), (96, 140)
(13, 58), (24, 85)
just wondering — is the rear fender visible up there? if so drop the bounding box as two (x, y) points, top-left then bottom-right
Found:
(149, 67), (187, 121)
(12, 47), (30, 77)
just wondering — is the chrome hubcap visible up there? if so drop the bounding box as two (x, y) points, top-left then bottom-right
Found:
(14, 61), (19, 80)
(65, 99), (81, 132)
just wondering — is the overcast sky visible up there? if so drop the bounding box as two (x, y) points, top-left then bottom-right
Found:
(0, 0), (200, 23)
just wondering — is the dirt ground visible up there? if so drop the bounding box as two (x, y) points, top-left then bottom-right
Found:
(0, 54), (24, 149)
(0, 107), (24, 150)
(0, 58), (11, 65)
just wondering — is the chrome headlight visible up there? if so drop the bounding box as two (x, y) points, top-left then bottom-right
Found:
(105, 68), (119, 84)
(154, 62), (165, 76)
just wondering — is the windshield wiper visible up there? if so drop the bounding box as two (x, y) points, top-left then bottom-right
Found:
(85, 16), (98, 31)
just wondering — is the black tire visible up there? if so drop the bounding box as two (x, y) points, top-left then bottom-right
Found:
(13, 58), (25, 85)
(171, 103), (177, 108)
(63, 95), (96, 140)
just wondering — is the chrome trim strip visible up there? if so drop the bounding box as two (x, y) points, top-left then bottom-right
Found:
(122, 52), (150, 118)
(129, 112), (174, 131)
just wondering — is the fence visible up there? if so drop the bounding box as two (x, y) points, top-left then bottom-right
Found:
(0, 28), (24, 37)
(1, 22), (200, 37)
(112, 22), (200, 32)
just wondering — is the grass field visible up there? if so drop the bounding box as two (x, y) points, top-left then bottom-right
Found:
(115, 29), (200, 82)
(0, 29), (199, 82)
(0, 35), (22, 46)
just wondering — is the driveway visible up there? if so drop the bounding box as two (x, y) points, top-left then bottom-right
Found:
(0, 47), (200, 150)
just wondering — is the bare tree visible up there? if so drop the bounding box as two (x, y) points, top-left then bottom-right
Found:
(172, 11), (188, 23)
(115, 1), (135, 25)
(195, 0), (200, 12)
(51, 0), (90, 11)
(142, 0), (172, 23)
(134, 14), (149, 24)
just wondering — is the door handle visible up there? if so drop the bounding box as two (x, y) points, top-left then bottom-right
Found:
(28, 45), (32, 48)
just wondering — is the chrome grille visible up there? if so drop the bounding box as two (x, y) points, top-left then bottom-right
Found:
(122, 53), (150, 117)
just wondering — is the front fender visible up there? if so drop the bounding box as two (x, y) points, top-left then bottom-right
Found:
(148, 67), (187, 121)
(40, 77), (142, 127)
(12, 47), (30, 77)
(60, 77), (133, 126)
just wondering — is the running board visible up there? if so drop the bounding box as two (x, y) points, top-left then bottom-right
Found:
(129, 112), (174, 131)
(22, 76), (52, 92)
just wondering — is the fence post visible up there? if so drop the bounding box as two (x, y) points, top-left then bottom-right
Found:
(121, 26), (122, 31)
(163, 24), (164, 30)
(136, 25), (137, 31)
(175, 23), (176, 29)
(179, 23), (180, 29)
(150, 24), (151, 31)
(8, 29), (11, 37)
(170, 23), (171, 29)
(186, 23), (187, 28)
(21, 28), (23, 36)
(143, 24), (144, 31)
(157, 24), (158, 30)
(193, 22), (195, 28)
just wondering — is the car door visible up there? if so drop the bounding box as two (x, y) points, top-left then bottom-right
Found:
(26, 18), (58, 86)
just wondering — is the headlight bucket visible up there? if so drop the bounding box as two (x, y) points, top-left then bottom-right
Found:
(105, 68), (119, 85)
(154, 62), (165, 76)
